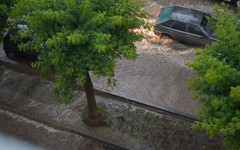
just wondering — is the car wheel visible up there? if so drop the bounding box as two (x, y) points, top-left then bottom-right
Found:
(161, 34), (171, 39)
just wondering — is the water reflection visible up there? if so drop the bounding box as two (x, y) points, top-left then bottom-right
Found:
(0, 132), (45, 150)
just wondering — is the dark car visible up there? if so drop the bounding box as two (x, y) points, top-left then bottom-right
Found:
(153, 6), (219, 46)
(224, 0), (240, 6)
(2, 25), (39, 61)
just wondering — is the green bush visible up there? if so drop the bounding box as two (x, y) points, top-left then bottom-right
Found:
(186, 4), (240, 149)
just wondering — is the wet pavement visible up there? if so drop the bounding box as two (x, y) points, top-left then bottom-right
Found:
(0, 0), (236, 116)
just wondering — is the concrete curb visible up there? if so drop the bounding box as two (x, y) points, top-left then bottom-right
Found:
(94, 88), (198, 121)
(0, 58), (198, 122)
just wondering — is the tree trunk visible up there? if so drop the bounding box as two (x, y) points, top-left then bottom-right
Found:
(84, 71), (99, 125)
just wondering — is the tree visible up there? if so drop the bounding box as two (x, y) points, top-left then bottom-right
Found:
(9, 0), (149, 125)
(186, 4), (240, 149)
(0, 0), (16, 39)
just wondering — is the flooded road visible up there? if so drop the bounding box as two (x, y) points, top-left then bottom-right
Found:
(92, 0), (221, 115)
(92, 0), (238, 115)
(0, 0), (233, 149)
(0, 0), (233, 115)
(0, 132), (44, 150)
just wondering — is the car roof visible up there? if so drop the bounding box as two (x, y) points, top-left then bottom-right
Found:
(169, 6), (205, 25)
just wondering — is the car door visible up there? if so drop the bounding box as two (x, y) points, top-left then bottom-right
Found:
(154, 20), (174, 36)
(185, 24), (207, 46)
(169, 21), (187, 43)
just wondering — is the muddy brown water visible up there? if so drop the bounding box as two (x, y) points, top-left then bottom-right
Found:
(92, 0), (238, 115)
(0, 0), (235, 116)
(92, 0), (220, 115)
(0, 0), (231, 149)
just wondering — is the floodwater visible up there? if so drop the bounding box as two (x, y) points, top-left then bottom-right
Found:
(0, 0), (213, 115)
(92, 0), (222, 115)
(0, 132), (45, 150)
(0, 0), (235, 116)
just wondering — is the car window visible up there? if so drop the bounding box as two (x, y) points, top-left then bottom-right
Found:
(200, 14), (213, 35)
(161, 20), (174, 28)
(156, 7), (173, 23)
(187, 24), (204, 36)
(171, 21), (186, 32)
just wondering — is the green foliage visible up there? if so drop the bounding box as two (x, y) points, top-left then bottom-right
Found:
(82, 104), (104, 121)
(82, 111), (88, 121)
(97, 104), (103, 112)
(9, 0), (149, 103)
(0, 0), (16, 39)
(186, 4), (240, 149)
(135, 108), (145, 115)
(146, 112), (155, 120)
